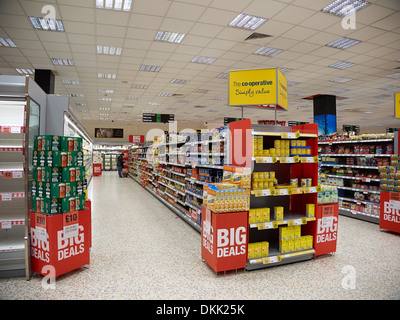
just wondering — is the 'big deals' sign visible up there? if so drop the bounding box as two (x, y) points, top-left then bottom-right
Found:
(228, 68), (288, 110)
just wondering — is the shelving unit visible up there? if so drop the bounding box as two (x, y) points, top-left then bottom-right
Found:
(63, 111), (93, 186)
(227, 119), (319, 270)
(318, 135), (399, 224)
(0, 76), (40, 279)
(127, 128), (228, 233)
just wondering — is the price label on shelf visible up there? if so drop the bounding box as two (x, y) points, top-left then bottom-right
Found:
(11, 126), (21, 133)
(0, 193), (12, 201)
(281, 132), (296, 139)
(12, 171), (23, 179)
(1, 221), (11, 229)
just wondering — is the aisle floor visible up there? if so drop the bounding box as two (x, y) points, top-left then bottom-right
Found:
(1, 171), (399, 300)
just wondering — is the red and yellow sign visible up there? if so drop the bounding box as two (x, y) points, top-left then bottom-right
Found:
(395, 93), (400, 118)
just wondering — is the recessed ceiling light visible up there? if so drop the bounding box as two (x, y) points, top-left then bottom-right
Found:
(325, 37), (361, 49)
(329, 61), (356, 69)
(177, 99), (190, 103)
(99, 98), (112, 101)
(148, 102), (160, 106)
(379, 85), (399, 90)
(287, 81), (300, 86)
(140, 64), (162, 72)
(0, 37), (17, 47)
(332, 88), (350, 93)
(228, 13), (267, 30)
(253, 46), (283, 57)
(70, 94), (84, 97)
(158, 93), (173, 97)
(51, 58), (75, 66)
(330, 77), (352, 83)
(99, 89), (114, 94)
(191, 56), (216, 64)
(98, 73), (116, 79)
(321, 0), (370, 17)
(29, 16), (64, 32)
(96, 0), (132, 11)
(170, 79), (189, 84)
(97, 45), (122, 55)
(15, 68), (34, 74)
(63, 80), (80, 85)
(127, 96), (140, 100)
(75, 103), (87, 106)
(154, 31), (185, 43)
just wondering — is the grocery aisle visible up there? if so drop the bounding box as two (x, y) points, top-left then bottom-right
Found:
(1, 171), (399, 300)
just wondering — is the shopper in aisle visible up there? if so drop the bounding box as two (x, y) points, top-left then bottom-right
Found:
(117, 153), (124, 178)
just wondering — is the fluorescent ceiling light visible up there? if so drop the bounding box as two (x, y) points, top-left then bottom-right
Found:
(329, 61), (356, 69)
(287, 81), (300, 86)
(387, 73), (400, 79)
(127, 96), (140, 100)
(196, 89), (209, 93)
(191, 56), (216, 64)
(99, 107), (110, 110)
(29, 16), (64, 32)
(154, 31), (185, 43)
(98, 73), (116, 79)
(63, 80), (80, 85)
(217, 73), (229, 79)
(97, 46), (122, 55)
(15, 68), (34, 74)
(99, 89), (114, 93)
(140, 64), (162, 72)
(325, 37), (361, 49)
(379, 85), (399, 90)
(70, 94), (84, 97)
(170, 79), (189, 84)
(51, 58), (75, 66)
(321, 0), (370, 17)
(96, 0), (132, 11)
(148, 102), (160, 106)
(229, 13), (267, 30)
(254, 46), (283, 57)
(0, 37), (16, 47)
(330, 77), (352, 83)
(76, 103), (87, 106)
(158, 93), (173, 97)
(131, 84), (148, 89)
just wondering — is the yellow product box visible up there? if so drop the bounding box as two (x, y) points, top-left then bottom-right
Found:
(280, 240), (289, 253)
(295, 239), (301, 252)
(306, 235), (313, 249)
(254, 242), (262, 258)
(301, 236), (307, 250)
(274, 206), (284, 221)
(306, 203), (315, 217)
(270, 171), (275, 179)
(248, 243), (256, 259)
(223, 165), (251, 189)
(249, 209), (256, 224)
(262, 207), (270, 222)
(261, 241), (269, 257)
(288, 226), (295, 239)
(288, 239), (295, 252)
(255, 208), (264, 223)
(279, 226), (288, 240)
(294, 225), (301, 238)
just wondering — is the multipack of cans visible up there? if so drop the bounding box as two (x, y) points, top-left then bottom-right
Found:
(31, 135), (87, 215)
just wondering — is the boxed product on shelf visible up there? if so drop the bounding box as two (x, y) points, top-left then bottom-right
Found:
(34, 135), (61, 151)
(317, 185), (338, 204)
(222, 165), (251, 189)
(306, 204), (315, 217)
(248, 241), (269, 259)
(203, 183), (249, 213)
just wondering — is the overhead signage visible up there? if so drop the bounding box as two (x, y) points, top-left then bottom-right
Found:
(129, 135), (145, 143)
(94, 128), (123, 138)
(142, 113), (174, 123)
(386, 128), (400, 133)
(228, 68), (288, 110)
(395, 93), (400, 118)
(224, 117), (242, 125)
(342, 124), (360, 133)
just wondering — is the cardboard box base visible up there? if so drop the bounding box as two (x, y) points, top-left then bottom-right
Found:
(30, 206), (91, 278)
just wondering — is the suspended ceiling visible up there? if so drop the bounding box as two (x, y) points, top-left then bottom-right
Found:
(0, 0), (399, 130)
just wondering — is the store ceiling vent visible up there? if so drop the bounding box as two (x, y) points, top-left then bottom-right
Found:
(245, 32), (273, 41)
(172, 93), (183, 96)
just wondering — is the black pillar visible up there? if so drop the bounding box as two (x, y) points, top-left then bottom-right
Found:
(34, 69), (55, 94)
(313, 95), (337, 136)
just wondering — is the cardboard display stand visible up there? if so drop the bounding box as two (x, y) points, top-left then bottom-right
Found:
(201, 206), (248, 272)
(93, 163), (102, 176)
(380, 191), (400, 233)
(30, 203), (91, 277)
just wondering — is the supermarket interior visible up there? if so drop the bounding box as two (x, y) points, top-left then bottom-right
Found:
(0, 0), (400, 303)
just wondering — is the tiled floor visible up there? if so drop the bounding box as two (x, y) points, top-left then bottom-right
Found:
(1, 171), (399, 299)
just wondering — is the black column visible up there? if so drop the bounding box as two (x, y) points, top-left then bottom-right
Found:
(313, 94), (337, 136)
(34, 69), (55, 94)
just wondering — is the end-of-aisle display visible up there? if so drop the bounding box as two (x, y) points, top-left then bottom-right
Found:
(30, 135), (92, 278)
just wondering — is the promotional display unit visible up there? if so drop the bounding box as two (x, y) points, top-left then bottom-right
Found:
(30, 135), (91, 277)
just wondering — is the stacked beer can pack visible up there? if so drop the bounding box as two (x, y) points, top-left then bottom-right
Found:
(32, 135), (87, 215)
